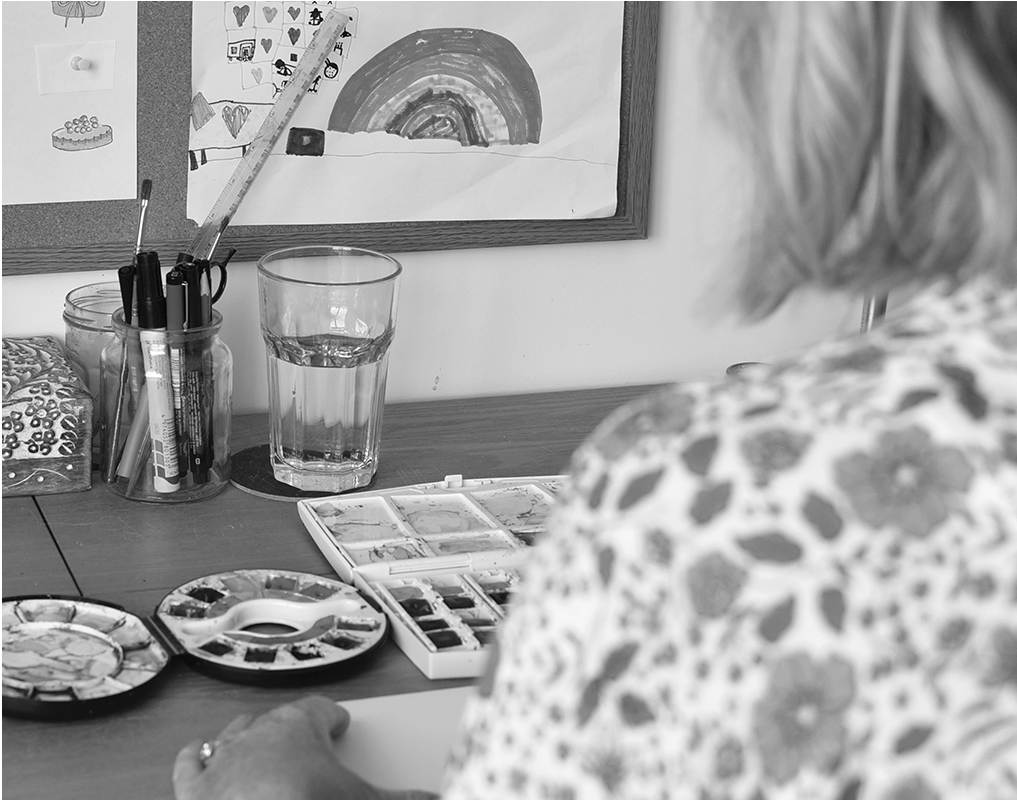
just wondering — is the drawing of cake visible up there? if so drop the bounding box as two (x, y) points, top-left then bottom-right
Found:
(52, 115), (113, 151)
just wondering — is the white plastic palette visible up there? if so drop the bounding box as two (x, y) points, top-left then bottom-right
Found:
(298, 475), (565, 678)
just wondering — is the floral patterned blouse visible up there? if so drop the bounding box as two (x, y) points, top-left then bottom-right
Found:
(441, 275), (1017, 800)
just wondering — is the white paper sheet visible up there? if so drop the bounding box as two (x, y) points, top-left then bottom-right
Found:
(333, 686), (475, 793)
(2, 1), (138, 205)
(186, 1), (623, 225)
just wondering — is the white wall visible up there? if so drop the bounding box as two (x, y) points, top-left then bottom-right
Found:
(2, 5), (861, 415)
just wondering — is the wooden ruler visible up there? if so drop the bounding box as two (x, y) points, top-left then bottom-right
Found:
(185, 5), (350, 261)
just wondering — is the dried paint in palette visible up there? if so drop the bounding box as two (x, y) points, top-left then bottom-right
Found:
(343, 539), (433, 567)
(389, 494), (493, 534)
(297, 474), (564, 678)
(3, 569), (390, 720)
(472, 485), (556, 534)
(155, 569), (387, 673)
(538, 478), (565, 497)
(468, 569), (520, 608)
(299, 476), (561, 582)
(311, 498), (409, 543)
(2, 598), (171, 705)
(421, 529), (521, 556)
(374, 575), (504, 653)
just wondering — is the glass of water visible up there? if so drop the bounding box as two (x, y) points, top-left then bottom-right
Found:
(257, 246), (402, 493)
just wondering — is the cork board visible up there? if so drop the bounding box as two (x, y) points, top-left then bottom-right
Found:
(2, 2), (658, 276)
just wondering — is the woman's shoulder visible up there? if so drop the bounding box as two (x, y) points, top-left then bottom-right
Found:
(517, 278), (1017, 799)
(447, 279), (1017, 800)
(561, 276), (1017, 539)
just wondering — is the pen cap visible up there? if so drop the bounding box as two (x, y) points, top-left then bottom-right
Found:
(166, 272), (186, 331)
(135, 251), (166, 329)
(179, 261), (202, 329)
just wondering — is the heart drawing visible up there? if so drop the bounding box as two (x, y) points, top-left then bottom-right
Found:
(251, 67), (263, 84)
(232, 4), (250, 27)
(287, 27), (300, 45)
(287, 6), (300, 20)
(260, 37), (273, 53)
(262, 6), (277, 23)
(221, 104), (251, 139)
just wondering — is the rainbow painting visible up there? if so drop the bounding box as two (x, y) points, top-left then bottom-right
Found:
(328, 28), (541, 147)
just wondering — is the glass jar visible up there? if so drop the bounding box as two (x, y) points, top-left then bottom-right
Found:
(63, 282), (122, 399)
(99, 310), (232, 502)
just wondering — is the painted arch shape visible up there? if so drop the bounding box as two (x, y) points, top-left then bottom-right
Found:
(328, 28), (541, 147)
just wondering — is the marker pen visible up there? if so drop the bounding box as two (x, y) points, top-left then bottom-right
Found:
(178, 259), (211, 484)
(166, 271), (188, 476)
(136, 251), (180, 493)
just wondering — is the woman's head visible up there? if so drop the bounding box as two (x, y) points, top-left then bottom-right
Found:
(704, 2), (1017, 318)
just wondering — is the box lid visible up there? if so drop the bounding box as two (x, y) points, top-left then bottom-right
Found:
(298, 474), (566, 583)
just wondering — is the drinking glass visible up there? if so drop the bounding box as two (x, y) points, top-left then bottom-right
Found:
(257, 246), (402, 493)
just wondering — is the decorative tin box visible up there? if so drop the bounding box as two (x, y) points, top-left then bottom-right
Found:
(2, 336), (93, 496)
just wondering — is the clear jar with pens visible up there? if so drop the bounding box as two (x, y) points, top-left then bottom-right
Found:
(98, 253), (232, 503)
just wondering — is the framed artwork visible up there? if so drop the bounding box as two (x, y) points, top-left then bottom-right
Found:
(2, 2), (658, 276)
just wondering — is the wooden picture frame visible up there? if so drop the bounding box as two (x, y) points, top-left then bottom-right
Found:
(2, 1), (658, 276)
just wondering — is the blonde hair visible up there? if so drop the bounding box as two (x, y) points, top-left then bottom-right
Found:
(704, 2), (1017, 318)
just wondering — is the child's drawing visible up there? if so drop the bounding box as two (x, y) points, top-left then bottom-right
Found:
(51, 115), (113, 151)
(188, 98), (272, 170)
(188, 2), (358, 170)
(191, 92), (216, 131)
(329, 28), (541, 148)
(52, 1), (105, 27)
(221, 103), (252, 138)
(3, 1), (136, 205)
(222, 2), (358, 93)
(186, 2), (623, 226)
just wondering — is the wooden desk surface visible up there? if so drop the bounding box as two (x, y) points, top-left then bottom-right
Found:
(2, 496), (79, 597)
(2, 385), (656, 800)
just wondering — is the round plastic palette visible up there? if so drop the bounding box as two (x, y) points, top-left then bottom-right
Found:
(2, 569), (387, 720)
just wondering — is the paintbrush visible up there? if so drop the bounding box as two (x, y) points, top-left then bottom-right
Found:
(134, 179), (152, 258)
(105, 178), (153, 483)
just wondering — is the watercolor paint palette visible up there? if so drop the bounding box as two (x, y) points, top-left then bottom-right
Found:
(298, 474), (564, 678)
(1, 596), (172, 718)
(2, 569), (387, 720)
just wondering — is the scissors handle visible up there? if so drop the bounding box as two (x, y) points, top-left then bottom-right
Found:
(208, 247), (235, 305)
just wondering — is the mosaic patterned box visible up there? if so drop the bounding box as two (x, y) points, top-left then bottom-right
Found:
(2, 337), (93, 496)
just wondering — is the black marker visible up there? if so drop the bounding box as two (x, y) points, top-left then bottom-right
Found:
(177, 259), (212, 483)
(166, 270), (188, 475)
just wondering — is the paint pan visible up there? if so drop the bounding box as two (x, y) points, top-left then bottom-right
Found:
(298, 474), (561, 679)
(2, 569), (387, 720)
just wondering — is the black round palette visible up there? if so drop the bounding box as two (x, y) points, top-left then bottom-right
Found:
(2, 568), (388, 720)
